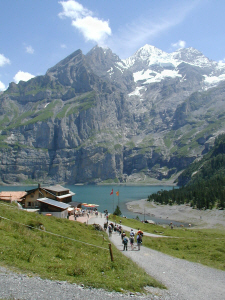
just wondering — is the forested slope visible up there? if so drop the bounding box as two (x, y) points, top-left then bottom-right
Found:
(148, 134), (225, 209)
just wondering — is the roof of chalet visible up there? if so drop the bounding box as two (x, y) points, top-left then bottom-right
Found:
(0, 191), (27, 201)
(43, 185), (69, 193)
(24, 185), (74, 198)
(37, 198), (70, 210)
(24, 188), (39, 195)
(56, 192), (75, 199)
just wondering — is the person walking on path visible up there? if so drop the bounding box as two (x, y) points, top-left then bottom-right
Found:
(122, 234), (129, 251)
(121, 231), (126, 243)
(137, 232), (142, 250)
(108, 224), (112, 237)
(130, 229), (135, 250)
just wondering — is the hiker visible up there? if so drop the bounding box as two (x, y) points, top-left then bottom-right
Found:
(137, 229), (143, 237)
(130, 229), (135, 250)
(121, 231), (126, 243)
(109, 222), (114, 231)
(130, 228), (135, 236)
(122, 234), (128, 251)
(108, 224), (112, 237)
(104, 222), (107, 231)
(118, 225), (122, 235)
(137, 232), (142, 250)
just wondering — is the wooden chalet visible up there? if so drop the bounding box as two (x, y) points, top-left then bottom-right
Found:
(20, 184), (75, 209)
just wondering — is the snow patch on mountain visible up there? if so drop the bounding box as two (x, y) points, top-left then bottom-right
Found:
(128, 86), (147, 98)
(133, 69), (182, 84)
(204, 73), (225, 88)
(107, 67), (114, 76)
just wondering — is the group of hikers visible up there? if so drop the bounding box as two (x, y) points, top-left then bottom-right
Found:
(106, 221), (143, 251)
(121, 228), (143, 251)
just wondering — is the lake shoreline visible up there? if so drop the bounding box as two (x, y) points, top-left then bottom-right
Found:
(126, 198), (225, 229)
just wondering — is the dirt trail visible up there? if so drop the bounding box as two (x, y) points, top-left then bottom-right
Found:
(89, 215), (225, 300)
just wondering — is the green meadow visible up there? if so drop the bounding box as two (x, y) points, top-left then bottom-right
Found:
(0, 202), (164, 293)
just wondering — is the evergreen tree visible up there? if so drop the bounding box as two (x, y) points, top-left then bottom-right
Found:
(113, 205), (122, 216)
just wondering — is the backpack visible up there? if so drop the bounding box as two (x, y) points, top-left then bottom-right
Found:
(123, 237), (128, 244)
(137, 235), (142, 242)
(130, 236), (134, 243)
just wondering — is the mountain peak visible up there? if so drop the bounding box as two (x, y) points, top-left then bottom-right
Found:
(172, 47), (210, 67)
(123, 44), (167, 68)
(134, 44), (164, 59)
(47, 49), (83, 74)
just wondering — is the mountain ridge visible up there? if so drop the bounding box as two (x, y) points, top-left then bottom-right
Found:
(0, 44), (225, 185)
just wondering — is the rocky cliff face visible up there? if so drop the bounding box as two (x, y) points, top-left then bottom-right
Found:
(0, 45), (225, 185)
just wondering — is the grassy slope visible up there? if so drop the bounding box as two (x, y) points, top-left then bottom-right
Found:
(111, 215), (225, 271)
(0, 202), (164, 293)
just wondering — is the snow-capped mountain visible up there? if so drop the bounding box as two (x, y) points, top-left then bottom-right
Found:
(122, 44), (225, 90)
(1, 44), (225, 185)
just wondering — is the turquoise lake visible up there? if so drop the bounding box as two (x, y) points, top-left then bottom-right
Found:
(0, 184), (178, 224)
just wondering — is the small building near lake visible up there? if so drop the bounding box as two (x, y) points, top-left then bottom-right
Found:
(0, 184), (79, 219)
(20, 184), (75, 209)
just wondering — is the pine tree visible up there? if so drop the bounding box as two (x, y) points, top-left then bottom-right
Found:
(113, 205), (122, 216)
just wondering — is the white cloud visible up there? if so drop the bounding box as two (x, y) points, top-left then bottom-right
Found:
(59, 0), (111, 44)
(61, 44), (67, 48)
(58, 0), (90, 19)
(72, 16), (111, 44)
(0, 81), (6, 91)
(13, 71), (35, 84)
(171, 40), (186, 49)
(0, 54), (10, 67)
(26, 45), (34, 54)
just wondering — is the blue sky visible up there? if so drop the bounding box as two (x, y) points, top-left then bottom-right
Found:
(0, 0), (225, 91)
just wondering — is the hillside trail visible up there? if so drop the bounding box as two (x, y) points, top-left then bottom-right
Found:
(88, 215), (225, 300)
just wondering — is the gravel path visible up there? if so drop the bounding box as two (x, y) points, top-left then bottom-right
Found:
(0, 266), (164, 300)
(1, 215), (225, 300)
(108, 234), (225, 300)
(89, 216), (225, 300)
